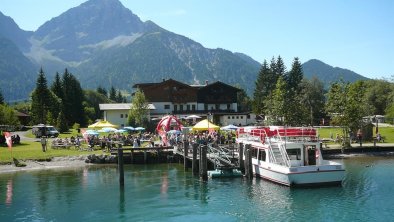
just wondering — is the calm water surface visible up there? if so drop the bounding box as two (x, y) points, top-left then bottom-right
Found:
(1, 156), (394, 221)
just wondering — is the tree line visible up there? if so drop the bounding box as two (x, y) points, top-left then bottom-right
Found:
(1, 58), (394, 135)
(251, 55), (394, 141)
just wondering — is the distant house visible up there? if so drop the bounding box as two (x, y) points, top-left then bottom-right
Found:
(99, 103), (156, 128)
(133, 79), (255, 126)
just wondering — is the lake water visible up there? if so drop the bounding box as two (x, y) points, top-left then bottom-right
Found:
(1, 156), (394, 221)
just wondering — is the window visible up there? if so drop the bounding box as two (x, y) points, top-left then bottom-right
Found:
(228, 116), (230, 119)
(192, 105), (196, 111)
(232, 116), (234, 119)
(174, 105), (178, 111)
(125, 114), (128, 118)
(215, 104), (220, 110)
(241, 116), (243, 119)
(204, 104), (208, 111)
(164, 104), (170, 109)
(236, 116), (239, 119)
(120, 114), (124, 118)
(258, 149), (266, 161)
(187, 105), (190, 111)
(180, 105), (184, 111)
(227, 104), (231, 110)
(287, 149), (301, 160)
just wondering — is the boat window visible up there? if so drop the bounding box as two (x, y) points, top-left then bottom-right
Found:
(258, 149), (266, 162)
(287, 148), (301, 160)
(251, 148), (258, 158)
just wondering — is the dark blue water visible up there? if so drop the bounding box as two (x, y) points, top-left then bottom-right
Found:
(1, 156), (394, 221)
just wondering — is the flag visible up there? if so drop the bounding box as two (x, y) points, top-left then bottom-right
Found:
(3, 132), (12, 150)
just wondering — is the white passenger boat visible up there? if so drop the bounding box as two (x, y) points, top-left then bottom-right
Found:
(236, 126), (345, 187)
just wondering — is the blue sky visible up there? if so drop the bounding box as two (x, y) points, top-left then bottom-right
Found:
(1, 0), (393, 79)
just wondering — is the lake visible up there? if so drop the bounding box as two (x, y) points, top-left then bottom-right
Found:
(1, 156), (394, 221)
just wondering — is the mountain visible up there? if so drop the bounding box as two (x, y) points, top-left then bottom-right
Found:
(0, 12), (36, 102)
(0, 36), (36, 102)
(0, 12), (32, 51)
(0, 0), (370, 102)
(302, 59), (369, 87)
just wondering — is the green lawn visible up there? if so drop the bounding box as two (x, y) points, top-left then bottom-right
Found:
(0, 140), (102, 164)
(315, 126), (394, 143)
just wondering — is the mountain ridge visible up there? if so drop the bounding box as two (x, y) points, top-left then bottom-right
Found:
(0, 0), (370, 102)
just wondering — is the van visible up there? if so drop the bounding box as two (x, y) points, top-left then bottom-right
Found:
(32, 124), (59, 138)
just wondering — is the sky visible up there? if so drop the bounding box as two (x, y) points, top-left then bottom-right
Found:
(1, 0), (393, 79)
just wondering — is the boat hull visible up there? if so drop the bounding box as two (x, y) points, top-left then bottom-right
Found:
(253, 162), (345, 187)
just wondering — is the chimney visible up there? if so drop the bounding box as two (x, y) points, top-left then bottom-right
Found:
(205, 80), (208, 85)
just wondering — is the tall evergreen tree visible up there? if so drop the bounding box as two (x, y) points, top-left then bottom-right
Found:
(116, 90), (124, 103)
(0, 88), (4, 104)
(96, 86), (107, 97)
(271, 55), (286, 77)
(51, 72), (63, 99)
(286, 57), (304, 94)
(253, 59), (281, 117)
(109, 86), (117, 101)
(62, 69), (86, 127)
(31, 68), (52, 124)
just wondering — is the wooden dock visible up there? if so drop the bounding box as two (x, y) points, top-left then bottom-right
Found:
(111, 146), (174, 164)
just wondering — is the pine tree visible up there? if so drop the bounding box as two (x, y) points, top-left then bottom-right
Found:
(0, 88), (4, 105)
(51, 72), (63, 99)
(61, 69), (86, 127)
(97, 86), (107, 97)
(109, 86), (117, 101)
(116, 90), (123, 103)
(31, 68), (51, 124)
(286, 57), (304, 94)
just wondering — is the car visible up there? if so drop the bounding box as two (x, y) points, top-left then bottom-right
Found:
(32, 124), (60, 138)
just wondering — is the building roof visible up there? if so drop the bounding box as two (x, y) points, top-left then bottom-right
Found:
(99, 103), (156, 110)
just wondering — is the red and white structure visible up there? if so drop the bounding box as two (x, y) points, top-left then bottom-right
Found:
(236, 126), (345, 187)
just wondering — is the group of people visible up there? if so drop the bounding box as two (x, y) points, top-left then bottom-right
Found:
(85, 132), (157, 151)
(164, 130), (235, 146)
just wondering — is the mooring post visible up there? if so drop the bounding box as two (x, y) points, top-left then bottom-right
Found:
(192, 143), (199, 176)
(245, 144), (253, 179)
(117, 145), (124, 186)
(130, 149), (134, 164)
(144, 149), (147, 164)
(184, 141), (189, 171)
(200, 145), (208, 181)
(238, 142), (244, 174)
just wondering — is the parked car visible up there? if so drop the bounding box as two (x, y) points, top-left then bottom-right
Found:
(32, 124), (59, 138)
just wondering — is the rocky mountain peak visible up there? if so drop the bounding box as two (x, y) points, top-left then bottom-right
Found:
(31, 0), (145, 62)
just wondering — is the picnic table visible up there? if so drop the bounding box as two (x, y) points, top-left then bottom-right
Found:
(51, 139), (73, 149)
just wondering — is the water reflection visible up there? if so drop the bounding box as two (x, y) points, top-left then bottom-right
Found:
(5, 178), (13, 205)
(1, 158), (394, 221)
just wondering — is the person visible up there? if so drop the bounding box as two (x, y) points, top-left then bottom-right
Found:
(150, 136), (155, 147)
(357, 129), (363, 147)
(377, 133), (381, 142)
(133, 138), (138, 148)
(41, 136), (47, 152)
